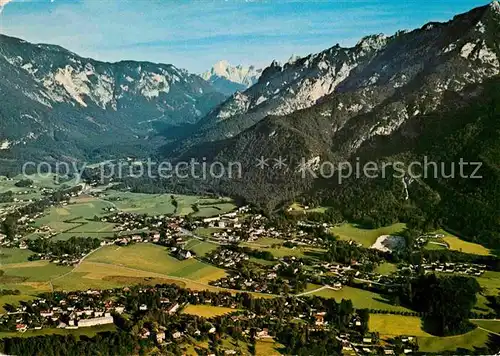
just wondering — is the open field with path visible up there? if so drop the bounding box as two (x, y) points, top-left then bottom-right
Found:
(417, 328), (491, 353)
(86, 244), (227, 283)
(331, 223), (406, 247)
(472, 320), (500, 334)
(443, 236), (491, 256)
(370, 314), (495, 353)
(309, 286), (411, 312)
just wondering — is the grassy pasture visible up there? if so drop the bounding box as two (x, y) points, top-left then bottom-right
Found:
(191, 203), (237, 218)
(369, 314), (430, 337)
(370, 315), (493, 353)
(423, 229), (490, 256)
(242, 238), (325, 260)
(474, 271), (500, 295)
(96, 191), (176, 215)
(255, 339), (285, 356)
(442, 236), (490, 256)
(182, 304), (237, 318)
(0, 261), (71, 283)
(34, 197), (116, 239)
(374, 262), (397, 275)
(310, 286), (411, 312)
(424, 241), (448, 250)
(0, 248), (35, 265)
(0, 294), (35, 313)
(86, 243), (226, 283)
(331, 223), (406, 247)
(51, 261), (187, 291)
(417, 328), (490, 353)
(194, 227), (224, 239)
(184, 239), (219, 257)
(472, 320), (500, 333)
(101, 191), (236, 217)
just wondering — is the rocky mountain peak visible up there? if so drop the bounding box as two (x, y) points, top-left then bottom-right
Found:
(355, 34), (389, 52)
(490, 0), (500, 13)
(201, 60), (262, 95)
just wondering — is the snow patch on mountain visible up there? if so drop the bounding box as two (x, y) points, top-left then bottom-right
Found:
(0, 140), (10, 150)
(217, 92), (251, 120)
(461, 42), (477, 58)
(202, 60), (262, 88)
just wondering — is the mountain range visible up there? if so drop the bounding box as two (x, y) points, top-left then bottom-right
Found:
(201, 60), (262, 96)
(168, 2), (500, 249)
(0, 34), (225, 163)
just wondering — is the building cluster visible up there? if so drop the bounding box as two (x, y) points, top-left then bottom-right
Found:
(0, 290), (122, 333)
(402, 262), (486, 276)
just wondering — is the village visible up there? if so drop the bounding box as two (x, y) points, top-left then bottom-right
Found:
(0, 284), (420, 356)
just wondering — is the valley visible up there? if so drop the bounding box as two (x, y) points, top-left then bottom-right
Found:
(0, 1), (500, 355)
(1, 174), (500, 354)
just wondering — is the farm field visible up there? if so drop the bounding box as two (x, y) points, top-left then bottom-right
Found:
(417, 328), (490, 353)
(0, 260), (71, 295)
(192, 203), (237, 218)
(51, 261), (188, 291)
(101, 190), (236, 217)
(310, 286), (411, 312)
(33, 196), (117, 239)
(374, 263), (397, 275)
(0, 248), (35, 265)
(369, 314), (431, 337)
(255, 339), (284, 356)
(242, 237), (325, 259)
(370, 314), (495, 353)
(183, 239), (219, 257)
(182, 304), (237, 318)
(86, 243), (227, 283)
(0, 260), (71, 283)
(0, 174), (78, 200)
(0, 294), (35, 313)
(331, 223), (406, 247)
(36, 198), (114, 225)
(472, 320), (500, 334)
(424, 241), (448, 250)
(474, 271), (500, 295)
(442, 236), (491, 256)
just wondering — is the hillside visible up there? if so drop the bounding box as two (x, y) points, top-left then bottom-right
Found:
(172, 3), (500, 249)
(0, 34), (225, 165)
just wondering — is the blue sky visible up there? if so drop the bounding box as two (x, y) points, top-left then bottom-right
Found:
(0, 0), (490, 73)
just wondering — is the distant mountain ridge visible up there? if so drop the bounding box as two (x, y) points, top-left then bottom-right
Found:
(201, 60), (262, 95)
(170, 3), (500, 155)
(0, 34), (225, 163)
